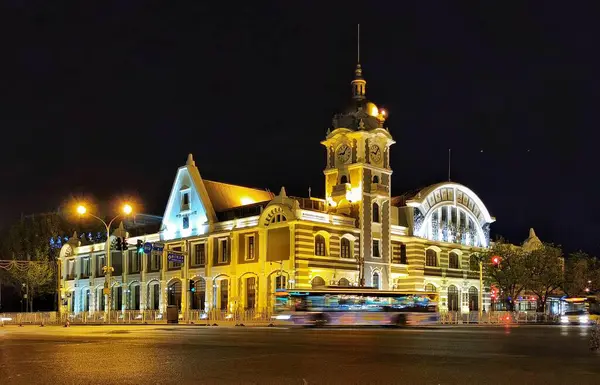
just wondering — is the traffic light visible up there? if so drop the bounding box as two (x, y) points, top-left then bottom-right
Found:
(114, 237), (122, 251)
(189, 279), (196, 293)
(492, 256), (500, 266)
(136, 240), (144, 253)
(122, 237), (128, 251)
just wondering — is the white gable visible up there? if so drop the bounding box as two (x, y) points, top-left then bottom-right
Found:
(161, 154), (216, 241)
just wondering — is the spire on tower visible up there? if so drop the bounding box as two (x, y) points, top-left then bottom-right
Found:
(351, 24), (366, 100)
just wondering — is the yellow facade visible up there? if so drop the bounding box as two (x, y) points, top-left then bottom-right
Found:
(58, 62), (495, 315)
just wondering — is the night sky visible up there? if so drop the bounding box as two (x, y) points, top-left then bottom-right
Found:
(2, 3), (599, 254)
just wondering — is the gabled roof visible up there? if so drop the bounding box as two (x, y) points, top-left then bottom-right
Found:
(203, 180), (274, 212)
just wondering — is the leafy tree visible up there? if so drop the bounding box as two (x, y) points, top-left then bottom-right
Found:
(484, 239), (530, 311)
(526, 243), (563, 312)
(563, 252), (600, 296)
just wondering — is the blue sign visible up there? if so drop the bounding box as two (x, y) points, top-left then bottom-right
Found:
(143, 242), (153, 254)
(153, 244), (164, 252)
(167, 252), (184, 263)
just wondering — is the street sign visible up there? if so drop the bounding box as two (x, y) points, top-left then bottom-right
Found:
(153, 244), (164, 252)
(143, 242), (153, 254)
(167, 252), (184, 263)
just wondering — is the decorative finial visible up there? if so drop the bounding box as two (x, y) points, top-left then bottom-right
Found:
(279, 186), (287, 197)
(358, 119), (365, 130)
(186, 153), (195, 166)
(529, 228), (536, 238)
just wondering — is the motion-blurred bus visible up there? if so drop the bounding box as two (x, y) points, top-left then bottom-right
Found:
(560, 295), (600, 325)
(274, 288), (439, 327)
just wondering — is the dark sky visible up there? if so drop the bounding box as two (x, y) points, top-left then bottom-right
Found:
(2, 3), (599, 254)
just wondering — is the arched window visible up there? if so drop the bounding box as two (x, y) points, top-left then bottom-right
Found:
(340, 237), (352, 258)
(373, 202), (380, 223)
(373, 175), (379, 184)
(448, 285), (459, 311)
(191, 278), (206, 310)
(425, 249), (438, 267)
(314, 235), (326, 256)
(340, 175), (348, 184)
(468, 286), (479, 311)
(275, 275), (286, 290)
(372, 272), (380, 289)
(449, 252), (459, 269)
(469, 255), (479, 271)
(425, 283), (436, 292)
(270, 214), (287, 224)
(400, 243), (407, 264)
(338, 277), (350, 287)
(311, 276), (326, 288)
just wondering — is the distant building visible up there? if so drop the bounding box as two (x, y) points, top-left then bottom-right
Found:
(58, 60), (496, 315)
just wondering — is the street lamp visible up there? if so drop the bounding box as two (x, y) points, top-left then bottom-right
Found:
(77, 203), (133, 323)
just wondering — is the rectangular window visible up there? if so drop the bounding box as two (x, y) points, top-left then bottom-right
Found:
(181, 191), (190, 211)
(97, 254), (105, 276)
(373, 240), (380, 258)
(169, 246), (182, 269)
(219, 239), (228, 263)
(151, 251), (161, 271)
(193, 243), (206, 266)
(182, 216), (189, 229)
(81, 257), (90, 278)
(246, 235), (255, 260)
(130, 250), (140, 273)
(67, 260), (75, 279)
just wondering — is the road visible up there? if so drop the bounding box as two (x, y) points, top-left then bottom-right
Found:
(1, 324), (599, 384)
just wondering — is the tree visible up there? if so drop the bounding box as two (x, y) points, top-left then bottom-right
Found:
(484, 239), (530, 311)
(0, 213), (65, 311)
(526, 243), (563, 313)
(563, 252), (600, 296)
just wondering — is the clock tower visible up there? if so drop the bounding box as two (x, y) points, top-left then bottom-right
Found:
(321, 61), (395, 288)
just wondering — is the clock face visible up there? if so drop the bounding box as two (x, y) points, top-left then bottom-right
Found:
(369, 144), (382, 164)
(336, 144), (351, 164)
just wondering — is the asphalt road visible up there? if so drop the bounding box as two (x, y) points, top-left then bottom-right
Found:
(1, 324), (599, 385)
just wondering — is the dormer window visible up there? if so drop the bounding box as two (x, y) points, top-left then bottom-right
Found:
(181, 191), (190, 211)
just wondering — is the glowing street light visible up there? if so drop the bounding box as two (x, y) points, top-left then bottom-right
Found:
(122, 204), (133, 215)
(74, 202), (134, 323)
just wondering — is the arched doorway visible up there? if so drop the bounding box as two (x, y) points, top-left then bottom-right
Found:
(191, 278), (206, 310)
(448, 285), (459, 311)
(82, 288), (90, 312)
(168, 280), (182, 310)
(468, 286), (479, 311)
(130, 283), (141, 310)
(147, 281), (160, 310)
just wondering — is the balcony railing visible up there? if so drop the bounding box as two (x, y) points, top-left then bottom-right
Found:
(370, 183), (389, 195)
(331, 183), (350, 199)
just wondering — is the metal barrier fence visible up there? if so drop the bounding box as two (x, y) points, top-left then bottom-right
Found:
(438, 311), (560, 324)
(1, 310), (559, 326)
(0, 309), (277, 325)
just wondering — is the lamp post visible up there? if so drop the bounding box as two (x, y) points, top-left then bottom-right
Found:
(77, 203), (133, 323)
(479, 259), (483, 320)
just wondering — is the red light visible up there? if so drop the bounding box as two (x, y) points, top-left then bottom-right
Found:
(492, 256), (500, 265)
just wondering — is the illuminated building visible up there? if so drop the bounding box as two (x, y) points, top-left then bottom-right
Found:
(58, 60), (495, 315)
